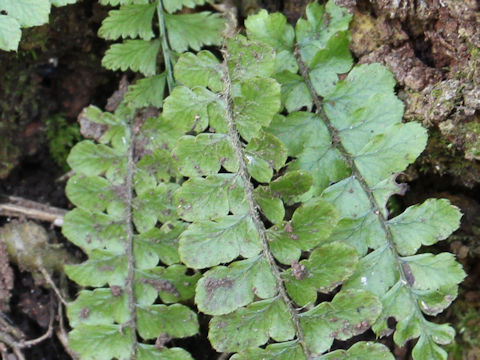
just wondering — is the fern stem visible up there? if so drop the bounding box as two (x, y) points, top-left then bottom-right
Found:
(293, 47), (425, 321)
(124, 124), (138, 358)
(220, 51), (311, 359)
(157, 0), (175, 93)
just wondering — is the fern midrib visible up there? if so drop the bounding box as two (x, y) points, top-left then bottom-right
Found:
(220, 51), (311, 358)
(157, 0), (174, 92)
(293, 47), (425, 320)
(124, 124), (138, 358)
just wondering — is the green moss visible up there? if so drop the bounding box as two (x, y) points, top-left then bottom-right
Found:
(46, 114), (81, 171)
(0, 137), (20, 179)
(0, 48), (50, 178)
(462, 121), (480, 161)
(430, 87), (442, 98)
(19, 25), (50, 55)
(414, 128), (480, 187)
(445, 301), (480, 359)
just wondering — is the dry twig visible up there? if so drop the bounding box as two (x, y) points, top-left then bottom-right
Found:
(0, 196), (66, 227)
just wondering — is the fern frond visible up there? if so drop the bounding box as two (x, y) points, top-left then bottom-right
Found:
(170, 35), (387, 359)
(99, 0), (224, 94)
(64, 106), (199, 360)
(246, 2), (465, 358)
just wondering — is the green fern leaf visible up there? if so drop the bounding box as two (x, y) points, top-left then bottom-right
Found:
(137, 345), (194, 360)
(67, 140), (124, 177)
(163, 87), (219, 134)
(0, 15), (21, 51)
(266, 198), (339, 265)
(172, 134), (239, 177)
(68, 324), (134, 360)
(62, 209), (126, 254)
(137, 115), (185, 152)
(300, 289), (381, 353)
(233, 78), (281, 141)
(162, 0), (209, 14)
(230, 341), (304, 360)
(97, 0), (225, 98)
(387, 198), (462, 255)
(227, 36), (277, 81)
(245, 131), (287, 183)
(133, 183), (178, 232)
(174, 174), (247, 221)
(67, 289), (129, 327)
(0, 0), (77, 51)
(0, 0), (81, 51)
(253, 186), (285, 224)
(134, 148), (177, 191)
(209, 297), (295, 352)
(318, 342), (394, 360)
(295, 1), (352, 65)
(283, 242), (358, 306)
(164, 12), (224, 52)
(136, 304), (198, 339)
(100, 0), (149, 5)
(179, 216), (262, 269)
(269, 170), (313, 203)
(133, 225), (185, 267)
(174, 51), (223, 92)
(242, 11), (294, 53)
(135, 263), (200, 303)
(102, 39), (161, 76)
(50, 0), (77, 6)
(195, 256), (276, 315)
(65, 250), (127, 287)
(61, 1), (466, 358)
(99, 3), (156, 40)
(0, 0), (50, 27)
(63, 0), (230, 358)
(124, 74), (166, 108)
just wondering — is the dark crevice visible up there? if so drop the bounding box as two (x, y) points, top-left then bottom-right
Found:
(411, 36), (436, 68)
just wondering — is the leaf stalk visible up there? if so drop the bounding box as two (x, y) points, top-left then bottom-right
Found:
(124, 123), (138, 358)
(221, 49), (311, 359)
(157, 0), (175, 92)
